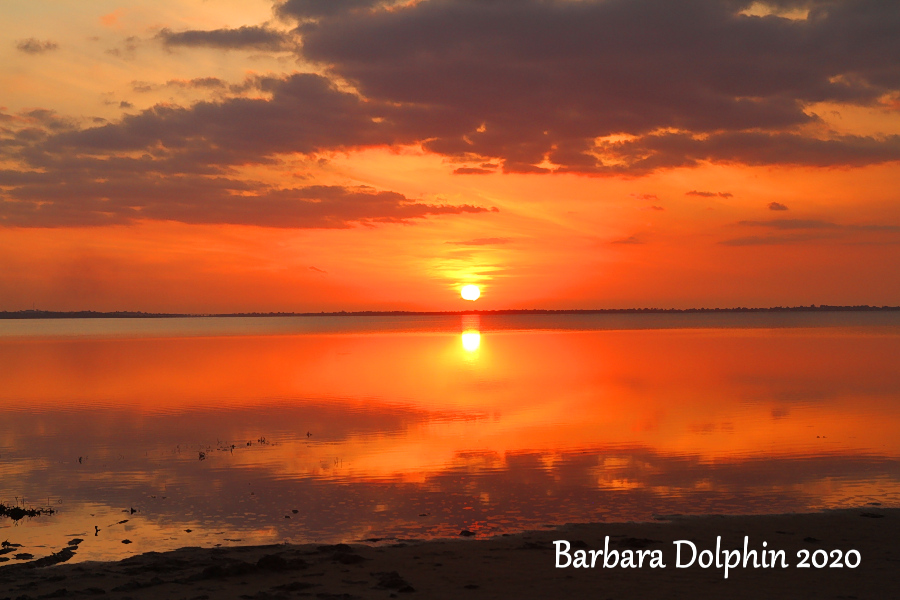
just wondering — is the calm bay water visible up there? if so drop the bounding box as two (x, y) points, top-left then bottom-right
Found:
(1, 313), (899, 563)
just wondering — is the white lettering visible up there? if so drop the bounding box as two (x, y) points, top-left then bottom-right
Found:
(674, 540), (697, 568)
(554, 540), (571, 568)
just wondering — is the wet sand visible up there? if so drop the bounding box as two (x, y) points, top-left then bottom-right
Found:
(1, 508), (896, 599)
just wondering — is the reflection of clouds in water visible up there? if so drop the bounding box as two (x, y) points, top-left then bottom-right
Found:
(3, 422), (900, 564)
(2, 322), (900, 562)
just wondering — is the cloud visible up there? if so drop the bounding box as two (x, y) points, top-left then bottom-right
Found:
(768, 202), (789, 211)
(15, 39), (59, 54)
(646, 205), (665, 211)
(0, 179), (494, 228)
(687, 190), (733, 198)
(309, 266), (327, 273)
(157, 26), (292, 51)
(276, 0), (390, 20)
(453, 167), (495, 175)
(611, 235), (643, 245)
(630, 193), (659, 201)
(738, 219), (841, 230)
(288, 0), (900, 173)
(133, 78), (229, 93)
(445, 237), (510, 246)
(4, 0), (900, 230)
(720, 218), (900, 245)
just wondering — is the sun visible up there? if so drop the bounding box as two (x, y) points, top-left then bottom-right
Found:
(460, 284), (481, 301)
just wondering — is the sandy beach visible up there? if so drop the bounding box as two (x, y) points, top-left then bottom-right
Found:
(1, 508), (895, 599)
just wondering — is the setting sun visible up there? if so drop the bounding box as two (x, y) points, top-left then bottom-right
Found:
(461, 285), (481, 301)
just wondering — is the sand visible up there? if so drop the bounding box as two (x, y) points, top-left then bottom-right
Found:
(1, 508), (896, 599)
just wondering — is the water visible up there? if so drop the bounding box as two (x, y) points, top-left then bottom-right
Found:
(1, 313), (899, 563)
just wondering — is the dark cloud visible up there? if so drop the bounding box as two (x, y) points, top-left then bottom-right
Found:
(157, 26), (292, 51)
(768, 201), (789, 210)
(309, 266), (327, 273)
(631, 193), (659, 201)
(276, 0), (390, 20)
(15, 38), (59, 54)
(3, 1), (900, 229)
(687, 190), (733, 198)
(646, 205), (665, 211)
(445, 237), (510, 246)
(453, 167), (495, 175)
(0, 179), (493, 228)
(289, 0), (900, 173)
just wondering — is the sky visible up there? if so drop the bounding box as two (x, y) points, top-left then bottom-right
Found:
(1, 0), (899, 312)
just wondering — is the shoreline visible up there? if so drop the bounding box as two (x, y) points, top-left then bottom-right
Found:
(3, 305), (900, 319)
(2, 508), (896, 599)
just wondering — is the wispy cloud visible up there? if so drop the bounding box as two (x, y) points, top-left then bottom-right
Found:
(611, 235), (643, 245)
(687, 190), (733, 198)
(445, 237), (510, 246)
(721, 219), (900, 246)
(15, 38), (59, 54)
(156, 26), (292, 51)
(768, 202), (789, 211)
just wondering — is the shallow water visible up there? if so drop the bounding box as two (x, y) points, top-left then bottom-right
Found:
(1, 313), (899, 563)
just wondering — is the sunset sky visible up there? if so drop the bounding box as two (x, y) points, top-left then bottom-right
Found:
(1, 0), (899, 312)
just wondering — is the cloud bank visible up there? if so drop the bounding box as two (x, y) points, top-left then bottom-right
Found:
(3, 0), (900, 228)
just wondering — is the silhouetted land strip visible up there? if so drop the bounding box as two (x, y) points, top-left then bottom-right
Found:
(2, 305), (899, 319)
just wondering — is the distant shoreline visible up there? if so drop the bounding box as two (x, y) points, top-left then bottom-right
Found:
(1, 305), (899, 319)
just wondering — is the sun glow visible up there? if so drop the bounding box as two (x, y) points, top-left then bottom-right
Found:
(461, 285), (481, 301)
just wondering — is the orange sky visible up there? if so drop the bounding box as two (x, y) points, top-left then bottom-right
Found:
(1, 0), (899, 312)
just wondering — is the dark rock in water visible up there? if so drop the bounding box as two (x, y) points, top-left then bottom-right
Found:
(458, 530), (475, 537)
(14, 553), (34, 560)
(860, 512), (884, 518)
(66, 539), (83, 546)
(0, 504), (50, 522)
(30, 547), (75, 567)
(121, 540), (132, 544)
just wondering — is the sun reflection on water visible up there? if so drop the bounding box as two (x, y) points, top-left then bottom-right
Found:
(460, 314), (482, 353)
(461, 331), (481, 352)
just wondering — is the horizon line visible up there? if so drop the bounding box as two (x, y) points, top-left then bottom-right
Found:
(2, 305), (899, 319)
